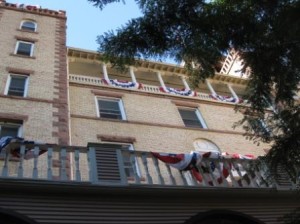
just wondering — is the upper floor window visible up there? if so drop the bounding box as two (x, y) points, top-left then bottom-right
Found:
(5, 74), (29, 97)
(20, 20), (37, 32)
(178, 108), (207, 128)
(0, 122), (22, 138)
(96, 97), (126, 120)
(248, 118), (270, 136)
(15, 41), (34, 57)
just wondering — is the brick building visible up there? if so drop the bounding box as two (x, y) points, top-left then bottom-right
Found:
(0, 1), (298, 224)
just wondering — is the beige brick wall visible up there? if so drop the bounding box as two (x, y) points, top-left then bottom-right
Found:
(0, 9), (57, 100)
(0, 97), (57, 143)
(0, 8), (66, 144)
(71, 117), (267, 156)
(70, 85), (268, 156)
(70, 85), (245, 131)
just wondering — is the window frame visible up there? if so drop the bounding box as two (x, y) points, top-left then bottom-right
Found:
(4, 74), (29, 97)
(20, 20), (37, 32)
(248, 117), (270, 136)
(95, 97), (126, 120)
(178, 107), (207, 129)
(0, 122), (23, 138)
(14, 40), (35, 57)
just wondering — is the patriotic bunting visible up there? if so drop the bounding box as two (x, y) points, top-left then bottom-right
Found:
(159, 86), (197, 97)
(210, 93), (243, 103)
(0, 136), (46, 160)
(151, 151), (255, 185)
(102, 79), (143, 89)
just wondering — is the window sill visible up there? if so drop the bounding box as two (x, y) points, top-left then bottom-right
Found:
(10, 53), (36, 59)
(97, 117), (127, 122)
(16, 29), (39, 34)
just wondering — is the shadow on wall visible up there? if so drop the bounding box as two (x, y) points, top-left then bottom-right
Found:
(184, 209), (265, 224)
(0, 208), (38, 224)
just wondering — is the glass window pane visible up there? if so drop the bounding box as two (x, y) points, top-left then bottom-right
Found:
(179, 109), (203, 128)
(21, 21), (36, 31)
(98, 99), (122, 119)
(8, 76), (26, 96)
(17, 42), (32, 56)
(0, 125), (19, 137)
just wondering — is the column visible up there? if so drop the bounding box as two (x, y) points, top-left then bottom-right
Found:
(227, 84), (239, 101)
(206, 80), (217, 95)
(157, 72), (166, 88)
(102, 63), (109, 80)
(181, 76), (190, 90)
(129, 66), (137, 83)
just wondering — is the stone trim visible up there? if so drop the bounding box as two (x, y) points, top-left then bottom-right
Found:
(10, 53), (36, 59)
(52, 18), (69, 145)
(171, 100), (199, 108)
(0, 112), (28, 121)
(15, 35), (38, 42)
(91, 89), (124, 98)
(0, 94), (54, 103)
(97, 134), (136, 143)
(71, 114), (246, 136)
(0, 4), (3, 21)
(6, 67), (34, 75)
(16, 28), (38, 34)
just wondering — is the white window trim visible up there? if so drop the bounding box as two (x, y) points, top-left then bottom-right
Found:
(95, 96), (127, 120)
(195, 109), (208, 129)
(15, 40), (34, 57)
(20, 20), (37, 32)
(4, 74), (29, 97)
(0, 122), (23, 137)
(179, 107), (208, 129)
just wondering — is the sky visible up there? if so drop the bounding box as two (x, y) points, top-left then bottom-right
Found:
(8, 0), (142, 51)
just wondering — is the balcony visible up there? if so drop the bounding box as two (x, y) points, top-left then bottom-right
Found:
(0, 142), (296, 190)
(69, 74), (242, 104)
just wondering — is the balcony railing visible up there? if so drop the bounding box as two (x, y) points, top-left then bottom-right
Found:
(69, 74), (220, 102)
(0, 143), (296, 190)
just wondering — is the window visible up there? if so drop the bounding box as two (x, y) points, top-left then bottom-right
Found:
(97, 98), (126, 120)
(20, 20), (37, 32)
(193, 139), (220, 153)
(15, 41), (34, 56)
(99, 143), (138, 178)
(5, 74), (29, 97)
(248, 118), (270, 136)
(178, 108), (207, 128)
(0, 122), (22, 138)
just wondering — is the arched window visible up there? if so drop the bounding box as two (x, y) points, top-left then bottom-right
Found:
(20, 20), (37, 32)
(193, 139), (220, 153)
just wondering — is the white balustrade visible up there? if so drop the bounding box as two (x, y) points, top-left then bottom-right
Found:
(0, 143), (90, 182)
(0, 143), (295, 189)
(118, 150), (279, 189)
(69, 74), (217, 102)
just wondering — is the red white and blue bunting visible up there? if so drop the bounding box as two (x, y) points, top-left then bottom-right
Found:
(210, 93), (243, 103)
(151, 151), (255, 185)
(102, 79), (143, 90)
(159, 86), (197, 97)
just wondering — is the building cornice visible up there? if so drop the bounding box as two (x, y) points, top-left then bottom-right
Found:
(0, 1), (66, 19)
